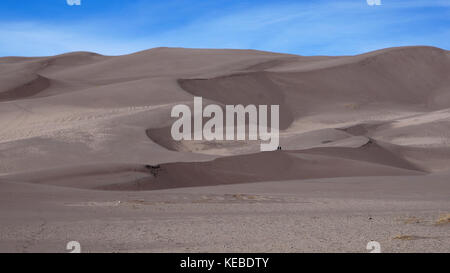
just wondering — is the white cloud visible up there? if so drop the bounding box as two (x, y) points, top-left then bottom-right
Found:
(367, 0), (382, 6)
(67, 0), (81, 6)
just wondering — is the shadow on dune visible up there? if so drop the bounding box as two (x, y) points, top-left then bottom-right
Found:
(0, 140), (425, 192)
(178, 72), (294, 130)
(98, 140), (425, 191)
(0, 75), (51, 102)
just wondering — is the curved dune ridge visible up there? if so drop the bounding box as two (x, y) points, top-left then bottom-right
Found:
(0, 46), (449, 191)
(0, 51), (107, 101)
(0, 75), (51, 102)
(0, 140), (425, 191)
(178, 46), (450, 123)
(99, 143), (425, 191)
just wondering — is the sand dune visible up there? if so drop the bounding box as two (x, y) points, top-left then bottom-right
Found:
(1, 45), (449, 183)
(0, 46), (449, 252)
(0, 44), (450, 180)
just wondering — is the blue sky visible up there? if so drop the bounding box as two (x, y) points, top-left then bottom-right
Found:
(0, 0), (449, 57)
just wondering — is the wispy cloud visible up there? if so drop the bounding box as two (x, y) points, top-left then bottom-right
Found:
(0, 0), (448, 57)
(0, 21), (157, 56)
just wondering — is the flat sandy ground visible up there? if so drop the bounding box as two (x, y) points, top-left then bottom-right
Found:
(0, 46), (449, 252)
(1, 174), (449, 253)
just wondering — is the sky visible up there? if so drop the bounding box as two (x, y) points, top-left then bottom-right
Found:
(0, 0), (449, 57)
